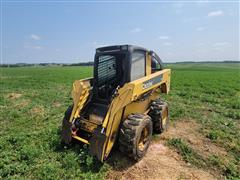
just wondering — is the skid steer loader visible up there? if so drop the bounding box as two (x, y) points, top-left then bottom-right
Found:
(61, 45), (171, 162)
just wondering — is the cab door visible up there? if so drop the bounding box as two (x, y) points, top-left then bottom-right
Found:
(146, 51), (164, 76)
(130, 50), (146, 81)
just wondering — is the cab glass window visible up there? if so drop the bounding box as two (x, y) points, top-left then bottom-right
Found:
(151, 57), (161, 73)
(131, 51), (146, 81)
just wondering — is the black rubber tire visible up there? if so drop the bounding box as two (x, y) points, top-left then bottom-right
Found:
(61, 105), (73, 145)
(148, 99), (169, 134)
(118, 114), (153, 161)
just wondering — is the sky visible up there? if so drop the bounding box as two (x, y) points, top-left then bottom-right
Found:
(1, 1), (239, 64)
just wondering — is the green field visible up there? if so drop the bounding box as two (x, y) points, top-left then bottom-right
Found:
(0, 63), (240, 179)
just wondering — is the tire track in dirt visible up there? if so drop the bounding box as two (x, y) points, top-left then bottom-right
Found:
(107, 120), (221, 180)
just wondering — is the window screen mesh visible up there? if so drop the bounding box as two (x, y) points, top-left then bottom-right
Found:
(97, 55), (116, 85)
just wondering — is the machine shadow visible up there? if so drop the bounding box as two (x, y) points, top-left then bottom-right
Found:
(54, 128), (136, 174)
(106, 148), (137, 172)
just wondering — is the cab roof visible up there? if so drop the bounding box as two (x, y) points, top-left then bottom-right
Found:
(96, 45), (148, 53)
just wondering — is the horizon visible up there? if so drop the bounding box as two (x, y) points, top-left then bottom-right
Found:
(1, 1), (239, 64)
(2, 60), (240, 66)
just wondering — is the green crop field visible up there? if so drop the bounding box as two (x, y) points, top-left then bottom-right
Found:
(0, 63), (240, 179)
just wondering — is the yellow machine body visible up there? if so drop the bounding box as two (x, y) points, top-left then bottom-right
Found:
(68, 49), (171, 161)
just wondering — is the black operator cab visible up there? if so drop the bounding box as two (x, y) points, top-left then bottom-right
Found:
(82, 45), (160, 125)
(93, 45), (149, 101)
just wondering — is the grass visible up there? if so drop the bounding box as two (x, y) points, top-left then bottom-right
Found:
(0, 67), (109, 179)
(167, 138), (239, 178)
(1, 63), (240, 179)
(164, 63), (240, 179)
(167, 138), (206, 167)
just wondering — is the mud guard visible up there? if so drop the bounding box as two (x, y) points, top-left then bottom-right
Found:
(89, 127), (107, 161)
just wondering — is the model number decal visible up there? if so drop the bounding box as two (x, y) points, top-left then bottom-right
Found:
(142, 75), (163, 90)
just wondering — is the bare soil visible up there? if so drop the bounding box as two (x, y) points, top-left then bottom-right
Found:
(30, 105), (45, 116)
(107, 119), (226, 180)
(162, 119), (227, 158)
(14, 99), (31, 109)
(52, 101), (61, 107)
(6, 92), (22, 99)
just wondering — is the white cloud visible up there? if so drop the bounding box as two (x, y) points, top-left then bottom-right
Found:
(196, 27), (205, 31)
(158, 35), (170, 40)
(162, 42), (172, 46)
(92, 41), (109, 48)
(213, 42), (229, 47)
(196, 1), (209, 6)
(33, 46), (43, 50)
(208, 10), (224, 17)
(24, 43), (43, 50)
(130, 28), (142, 33)
(98, 44), (109, 47)
(197, 43), (205, 46)
(30, 34), (41, 40)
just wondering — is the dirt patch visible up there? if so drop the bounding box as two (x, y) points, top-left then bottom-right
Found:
(6, 93), (22, 100)
(14, 99), (31, 109)
(52, 101), (61, 107)
(162, 119), (227, 158)
(30, 106), (45, 116)
(107, 120), (227, 180)
(108, 143), (216, 180)
(0, 105), (7, 109)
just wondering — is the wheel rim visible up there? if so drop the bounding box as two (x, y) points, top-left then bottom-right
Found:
(138, 127), (149, 151)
